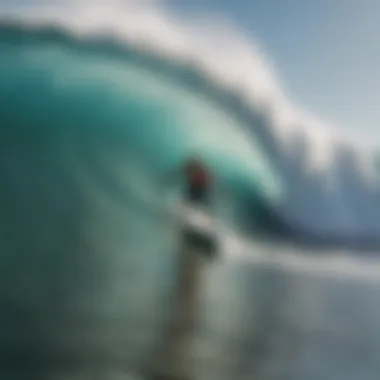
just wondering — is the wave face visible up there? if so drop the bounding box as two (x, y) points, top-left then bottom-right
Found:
(1, 14), (380, 244)
(0, 21), (283, 227)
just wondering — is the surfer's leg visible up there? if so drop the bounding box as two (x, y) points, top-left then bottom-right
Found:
(146, 246), (202, 380)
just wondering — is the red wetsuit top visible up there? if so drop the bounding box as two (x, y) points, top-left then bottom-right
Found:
(185, 163), (210, 187)
(184, 162), (211, 202)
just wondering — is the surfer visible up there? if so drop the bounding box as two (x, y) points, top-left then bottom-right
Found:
(164, 156), (213, 207)
(148, 157), (217, 380)
(182, 157), (213, 206)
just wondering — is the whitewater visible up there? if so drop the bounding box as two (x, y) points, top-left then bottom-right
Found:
(1, 1), (380, 380)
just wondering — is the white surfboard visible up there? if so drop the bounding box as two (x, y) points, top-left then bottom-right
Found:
(177, 203), (215, 232)
(174, 203), (219, 258)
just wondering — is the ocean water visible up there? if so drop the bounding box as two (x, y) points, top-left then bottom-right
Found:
(1, 4), (380, 379)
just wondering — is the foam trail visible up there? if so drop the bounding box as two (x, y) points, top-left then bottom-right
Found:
(225, 234), (380, 282)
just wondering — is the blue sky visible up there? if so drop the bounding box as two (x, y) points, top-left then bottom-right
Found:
(165, 0), (380, 148)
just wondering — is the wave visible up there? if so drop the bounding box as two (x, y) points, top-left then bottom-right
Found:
(1, 3), (380, 246)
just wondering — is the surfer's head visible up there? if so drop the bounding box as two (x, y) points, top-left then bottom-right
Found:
(184, 156), (207, 175)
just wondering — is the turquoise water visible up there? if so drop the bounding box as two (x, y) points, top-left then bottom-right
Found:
(0, 23), (278, 377)
(2, 22), (380, 380)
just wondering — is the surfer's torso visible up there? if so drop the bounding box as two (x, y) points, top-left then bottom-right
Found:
(183, 161), (212, 204)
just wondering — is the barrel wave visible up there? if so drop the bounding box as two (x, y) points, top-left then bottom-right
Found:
(0, 21), (283, 237)
(1, 18), (380, 246)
